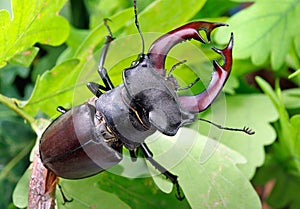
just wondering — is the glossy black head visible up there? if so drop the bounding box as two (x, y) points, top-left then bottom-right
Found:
(123, 54), (194, 136)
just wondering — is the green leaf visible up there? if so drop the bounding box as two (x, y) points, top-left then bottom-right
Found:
(12, 169), (30, 208)
(96, 172), (191, 209)
(288, 68), (300, 79)
(20, 8), (134, 117)
(253, 159), (300, 209)
(257, 77), (300, 175)
(267, 171), (300, 209)
(0, 0), (70, 68)
(20, 0), (208, 117)
(282, 88), (300, 109)
(20, 59), (81, 117)
(10, 47), (39, 67)
(147, 128), (261, 208)
(215, 0), (300, 70)
(57, 175), (131, 209)
(198, 94), (278, 178)
(124, 0), (207, 34)
(85, 0), (129, 29)
(194, 0), (239, 19)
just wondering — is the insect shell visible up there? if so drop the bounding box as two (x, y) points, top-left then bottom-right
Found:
(39, 10), (233, 200)
(40, 20), (233, 178)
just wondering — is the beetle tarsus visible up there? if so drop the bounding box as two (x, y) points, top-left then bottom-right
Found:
(103, 18), (113, 39)
(58, 184), (73, 205)
(174, 181), (185, 201)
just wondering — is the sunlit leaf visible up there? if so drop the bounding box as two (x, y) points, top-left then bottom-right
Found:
(282, 88), (300, 109)
(57, 175), (131, 209)
(20, 0), (209, 117)
(198, 94), (278, 178)
(20, 9), (134, 117)
(215, 0), (300, 70)
(12, 169), (30, 208)
(96, 172), (190, 209)
(147, 128), (261, 208)
(0, 0), (70, 67)
(124, 0), (207, 34)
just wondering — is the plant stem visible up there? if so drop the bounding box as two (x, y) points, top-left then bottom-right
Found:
(0, 140), (35, 181)
(0, 94), (35, 124)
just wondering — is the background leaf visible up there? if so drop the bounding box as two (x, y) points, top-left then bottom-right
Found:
(20, 0), (209, 118)
(20, 9), (134, 116)
(198, 94), (278, 178)
(57, 175), (131, 209)
(147, 128), (261, 208)
(215, 0), (300, 70)
(0, 0), (70, 68)
(95, 172), (191, 209)
(124, 0), (207, 34)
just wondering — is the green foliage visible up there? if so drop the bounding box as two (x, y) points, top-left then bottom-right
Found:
(198, 94), (278, 178)
(0, 106), (35, 209)
(216, 0), (300, 70)
(0, 0), (300, 208)
(254, 77), (300, 208)
(0, 0), (70, 68)
(148, 128), (261, 208)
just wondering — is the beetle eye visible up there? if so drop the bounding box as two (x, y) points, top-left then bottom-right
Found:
(131, 60), (138, 66)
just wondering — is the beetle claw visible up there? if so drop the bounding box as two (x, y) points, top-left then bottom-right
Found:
(212, 32), (234, 71)
(179, 34), (233, 113)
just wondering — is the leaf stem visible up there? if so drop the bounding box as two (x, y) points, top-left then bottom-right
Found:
(0, 94), (35, 124)
(0, 140), (35, 181)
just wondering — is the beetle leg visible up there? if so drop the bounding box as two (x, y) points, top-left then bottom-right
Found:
(140, 143), (185, 200)
(97, 19), (115, 90)
(86, 82), (106, 97)
(129, 150), (138, 162)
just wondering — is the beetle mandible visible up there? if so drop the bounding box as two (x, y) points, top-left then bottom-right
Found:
(39, 0), (254, 200)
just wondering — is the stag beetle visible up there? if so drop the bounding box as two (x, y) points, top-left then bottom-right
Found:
(40, 0), (254, 200)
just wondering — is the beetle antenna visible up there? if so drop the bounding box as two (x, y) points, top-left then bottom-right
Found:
(134, 0), (145, 54)
(197, 118), (255, 135)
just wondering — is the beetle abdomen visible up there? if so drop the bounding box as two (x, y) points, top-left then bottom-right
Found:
(39, 103), (122, 179)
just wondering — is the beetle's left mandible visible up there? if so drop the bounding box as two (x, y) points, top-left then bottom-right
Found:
(148, 21), (233, 113)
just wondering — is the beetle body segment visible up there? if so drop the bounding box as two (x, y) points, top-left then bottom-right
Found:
(96, 85), (156, 150)
(40, 103), (122, 179)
